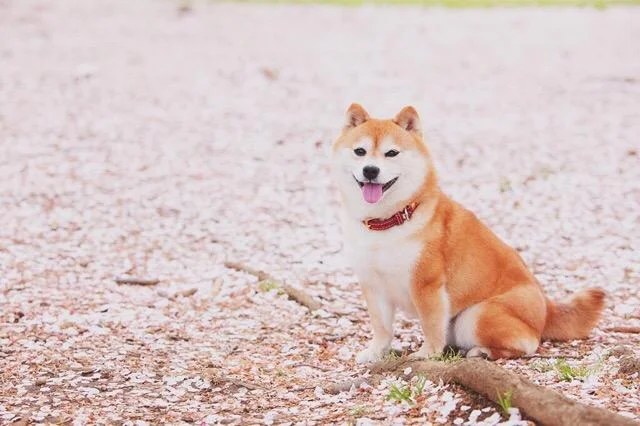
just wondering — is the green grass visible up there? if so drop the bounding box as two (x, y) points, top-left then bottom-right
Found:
(496, 389), (514, 417)
(499, 177), (513, 193)
(386, 375), (431, 405)
(224, 0), (639, 8)
(386, 382), (415, 404)
(258, 279), (282, 293)
(530, 357), (597, 381)
(413, 375), (428, 396)
(530, 359), (555, 373)
(382, 350), (401, 361)
(349, 405), (368, 418)
(430, 347), (464, 363)
(554, 358), (590, 382)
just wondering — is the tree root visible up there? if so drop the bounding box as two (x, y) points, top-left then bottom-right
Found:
(327, 357), (638, 426)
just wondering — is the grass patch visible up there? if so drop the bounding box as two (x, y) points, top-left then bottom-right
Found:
(221, 0), (640, 8)
(430, 347), (464, 363)
(530, 359), (555, 373)
(496, 389), (514, 417)
(349, 405), (368, 417)
(386, 382), (414, 404)
(386, 375), (431, 405)
(499, 177), (513, 193)
(257, 279), (284, 294)
(531, 357), (596, 381)
(554, 358), (590, 382)
(413, 375), (428, 396)
(382, 350), (402, 361)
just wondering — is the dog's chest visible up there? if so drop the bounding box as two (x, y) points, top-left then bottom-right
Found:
(345, 224), (423, 315)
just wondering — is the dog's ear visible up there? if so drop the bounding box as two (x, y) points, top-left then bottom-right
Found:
(344, 103), (370, 129)
(394, 106), (421, 135)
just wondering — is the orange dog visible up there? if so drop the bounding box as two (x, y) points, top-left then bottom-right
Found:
(330, 104), (605, 362)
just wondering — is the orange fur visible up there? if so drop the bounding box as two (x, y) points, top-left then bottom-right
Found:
(334, 104), (606, 360)
(542, 288), (606, 340)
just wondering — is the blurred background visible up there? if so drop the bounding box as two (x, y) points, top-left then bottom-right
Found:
(1, 0), (639, 424)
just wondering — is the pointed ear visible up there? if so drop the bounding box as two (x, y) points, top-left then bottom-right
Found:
(344, 103), (370, 130)
(394, 106), (421, 134)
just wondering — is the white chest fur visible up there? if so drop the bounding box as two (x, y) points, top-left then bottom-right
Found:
(342, 214), (425, 316)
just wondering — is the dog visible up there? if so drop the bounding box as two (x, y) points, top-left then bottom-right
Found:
(330, 103), (606, 363)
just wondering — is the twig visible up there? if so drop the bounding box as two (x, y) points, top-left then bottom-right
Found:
(224, 261), (321, 311)
(327, 358), (637, 426)
(281, 284), (322, 311)
(606, 326), (640, 334)
(290, 363), (333, 372)
(290, 385), (317, 392)
(522, 353), (582, 359)
(114, 276), (160, 286)
(224, 261), (269, 281)
(325, 377), (371, 395)
(204, 368), (261, 391)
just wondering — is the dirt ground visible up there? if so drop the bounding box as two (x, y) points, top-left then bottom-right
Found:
(1, 1), (639, 424)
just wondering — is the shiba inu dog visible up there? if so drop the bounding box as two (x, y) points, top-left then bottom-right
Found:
(331, 104), (606, 363)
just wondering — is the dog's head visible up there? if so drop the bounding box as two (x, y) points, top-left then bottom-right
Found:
(331, 104), (434, 220)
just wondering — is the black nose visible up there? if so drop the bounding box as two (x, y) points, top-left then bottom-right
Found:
(363, 165), (380, 181)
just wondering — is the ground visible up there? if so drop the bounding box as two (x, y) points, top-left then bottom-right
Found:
(0, 1), (639, 424)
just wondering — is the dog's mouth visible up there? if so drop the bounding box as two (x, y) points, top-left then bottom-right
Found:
(353, 176), (398, 204)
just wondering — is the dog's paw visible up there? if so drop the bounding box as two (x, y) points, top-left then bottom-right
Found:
(409, 343), (444, 360)
(466, 346), (492, 359)
(408, 346), (434, 360)
(356, 346), (385, 364)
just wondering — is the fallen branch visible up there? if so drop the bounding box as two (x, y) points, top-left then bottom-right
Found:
(114, 276), (160, 286)
(224, 261), (321, 311)
(606, 326), (640, 334)
(204, 367), (261, 391)
(325, 377), (372, 395)
(290, 362), (333, 372)
(280, 284), (322, 311)
(522, 353), (582, 360)
(224, 261), (270, 281)
(328, 358), (637, 426)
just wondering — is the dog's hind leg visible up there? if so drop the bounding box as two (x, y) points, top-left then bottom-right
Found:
(453, 285), (545, 360)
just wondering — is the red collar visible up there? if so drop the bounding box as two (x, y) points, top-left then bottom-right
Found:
(363, 202), (419, 231)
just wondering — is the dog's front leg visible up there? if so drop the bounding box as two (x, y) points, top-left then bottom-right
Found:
(410, 277), (449, 359)
(356, 284), (395, 364)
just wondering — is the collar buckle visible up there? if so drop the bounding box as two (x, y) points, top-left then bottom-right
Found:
(401, 207), (410, 222)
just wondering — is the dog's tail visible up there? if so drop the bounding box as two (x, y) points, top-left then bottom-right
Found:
(542, 288), (606, 340)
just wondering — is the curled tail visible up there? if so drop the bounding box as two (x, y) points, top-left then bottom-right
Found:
(542, 288), (606, 340)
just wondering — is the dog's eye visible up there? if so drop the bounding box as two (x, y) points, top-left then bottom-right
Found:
(354, 148), (366, 156)
(385, 150), (400, 158)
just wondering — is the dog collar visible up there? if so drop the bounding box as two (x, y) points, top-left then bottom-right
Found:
(363, 202), (419, 231)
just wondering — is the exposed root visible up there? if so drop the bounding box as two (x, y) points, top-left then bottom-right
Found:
(326, 357), (638, 426)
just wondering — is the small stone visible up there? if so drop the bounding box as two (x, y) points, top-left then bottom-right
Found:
(619, 355), (640, 376)
(611, 345), (632, 357)
(180, 287), (198, 297)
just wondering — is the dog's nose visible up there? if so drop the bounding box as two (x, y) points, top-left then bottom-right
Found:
(363, 165), (380, 181)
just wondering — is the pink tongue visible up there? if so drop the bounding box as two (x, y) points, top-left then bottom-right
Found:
(362, 183), (383, 204)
